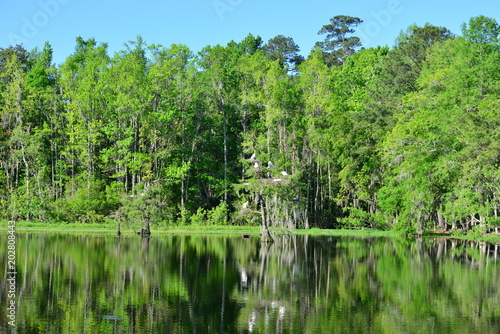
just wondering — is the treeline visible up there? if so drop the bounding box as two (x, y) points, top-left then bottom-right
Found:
(0, 15), (499, 235)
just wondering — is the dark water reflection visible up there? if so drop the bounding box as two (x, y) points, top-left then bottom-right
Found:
(1, 233), (500, 333)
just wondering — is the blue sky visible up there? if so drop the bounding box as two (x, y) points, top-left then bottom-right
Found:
(1, 0), (498, 65)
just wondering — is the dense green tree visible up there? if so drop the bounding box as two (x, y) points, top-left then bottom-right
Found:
(379, 18), (500, 234)
(59, 37), (109, 184)
(316, 15), (363, 67)
(147, 44), (194, 215)
(227, 33), (263, 55)
(297, 48), (336, 227)
(26, 42), (55, 89)
(330, 47), (390, 229)
(374, 23), (453, 98)
(461, 15), (500, 45)
(262, 35), (304, 72)
(196, 43), (243, 211)
(0, 16), (498, 236)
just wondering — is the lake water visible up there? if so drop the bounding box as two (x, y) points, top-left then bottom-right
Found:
(1, 233), (500, 333)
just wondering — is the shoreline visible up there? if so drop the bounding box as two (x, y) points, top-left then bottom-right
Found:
(1, 222), (499, 243)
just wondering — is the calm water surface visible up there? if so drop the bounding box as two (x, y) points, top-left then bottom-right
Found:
(1, 233), (500, 333)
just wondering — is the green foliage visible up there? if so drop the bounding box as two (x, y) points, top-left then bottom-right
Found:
(0, 17), (499, 236)
(339, 207), (390, 230)
(189, 207), (207, 226)
(316, 15), (363, 66)
(392, 219), (418, 237)
(50, 179), (118, 223)
(179, 202), (230, 226)
(207, 202), (229, 225)
(339, 207), (372, 228)
(467, 224), (488, 238)
(6, 187), (47, 221)
(262, 35), (304, 71)
(461, 15), (500, 45)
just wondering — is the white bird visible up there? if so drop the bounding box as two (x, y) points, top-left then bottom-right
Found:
(267, 161), (274, 168)
(249, 152), (256, 161)
(242, 201), (249, 209)
(281, 171), (288, 176)
(254, 162), (259, 169)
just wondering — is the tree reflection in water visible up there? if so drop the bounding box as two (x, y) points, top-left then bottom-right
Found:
(0, 233), (499, 333)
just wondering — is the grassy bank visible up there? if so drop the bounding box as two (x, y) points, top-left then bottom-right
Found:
(2, 221), (500, 243)
(0, 220), (262, 234)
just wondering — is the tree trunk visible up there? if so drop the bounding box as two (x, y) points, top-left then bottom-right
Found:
(437, 209), (445, 231)
(259, 193), (273, 242)
(222, 98), (228, 204)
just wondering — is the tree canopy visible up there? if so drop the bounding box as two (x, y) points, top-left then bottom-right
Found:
(1, 16), (499, 237)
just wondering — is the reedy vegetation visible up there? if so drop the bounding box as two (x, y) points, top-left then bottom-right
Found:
(0, 16), (499, 236)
